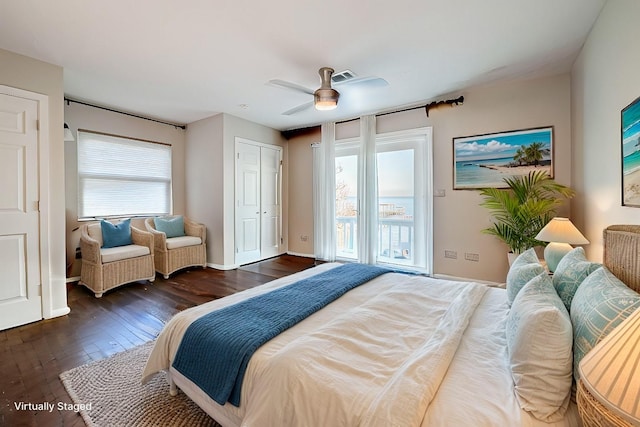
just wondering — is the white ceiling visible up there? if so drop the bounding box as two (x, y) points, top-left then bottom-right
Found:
(0, 0), (606, 131)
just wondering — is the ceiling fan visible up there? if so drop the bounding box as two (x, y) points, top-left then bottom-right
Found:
(269, 67), (388, 115)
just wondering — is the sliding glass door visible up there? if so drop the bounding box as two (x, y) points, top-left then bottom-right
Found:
(334, 128), (432, 271)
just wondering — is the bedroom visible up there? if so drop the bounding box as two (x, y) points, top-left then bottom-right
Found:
(1, 0), (640, 425)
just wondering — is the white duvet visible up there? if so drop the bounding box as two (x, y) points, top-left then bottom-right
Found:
(142, 263), (581, 427)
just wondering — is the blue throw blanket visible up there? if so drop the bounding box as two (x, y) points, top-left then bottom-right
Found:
(171, 263), (391, 406)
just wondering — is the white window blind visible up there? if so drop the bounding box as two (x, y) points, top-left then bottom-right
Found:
(77, 130), (172, 219)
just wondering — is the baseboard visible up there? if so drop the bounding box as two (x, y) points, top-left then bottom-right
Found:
(206, 262), (239, 271)
(286, 251), (315, 258)
(66, 276), (80, 283)
(45, 306), (71, 319)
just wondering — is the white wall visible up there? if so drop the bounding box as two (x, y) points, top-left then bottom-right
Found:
(186, 113), (286, 269)
(571, 0), (640, 262)
(288, 74), (572, 283)
(0, 48), (68, 318)
(64, 102), (187, 276)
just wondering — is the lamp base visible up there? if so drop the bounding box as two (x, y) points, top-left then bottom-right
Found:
(544, 242), (573, 273)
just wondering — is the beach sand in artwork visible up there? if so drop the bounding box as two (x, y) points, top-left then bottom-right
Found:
(624, 168), (640, 205)
(480, 164), (552, 176)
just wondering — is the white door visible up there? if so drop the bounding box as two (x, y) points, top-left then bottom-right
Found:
(260, 146), (281, 258)
(0, 93), (42, 330)
(235, 142), (261, 265)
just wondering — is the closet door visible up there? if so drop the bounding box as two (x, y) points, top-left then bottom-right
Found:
(260, 146), (281, 258)
(235, 139), (283, 265)
(235, 142), (261, 265)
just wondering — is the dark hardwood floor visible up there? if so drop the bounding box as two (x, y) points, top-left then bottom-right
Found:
(0, 255), (317, 427)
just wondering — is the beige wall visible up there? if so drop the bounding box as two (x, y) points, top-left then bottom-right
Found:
(287, 74), (572, 283)
(0, 48), (68, 317)
(571, 0), (640, 262)
(186, 113), (286, 268)
(286, 130), (317, 257)
(64, 102), (187, 276)
(185, 113), (225, 266)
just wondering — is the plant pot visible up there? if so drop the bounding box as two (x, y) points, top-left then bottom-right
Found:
(507, 252), (519, 266)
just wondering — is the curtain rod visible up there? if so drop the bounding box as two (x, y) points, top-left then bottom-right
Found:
(64, 97), (187, 130)
(335, 95), (465, 125)
(285, 95), (464, 139)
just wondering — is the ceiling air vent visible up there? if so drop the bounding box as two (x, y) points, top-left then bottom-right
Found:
(331, 69), (357, 83)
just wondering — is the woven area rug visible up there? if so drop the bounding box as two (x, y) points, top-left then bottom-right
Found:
(59, 341), (221, 427)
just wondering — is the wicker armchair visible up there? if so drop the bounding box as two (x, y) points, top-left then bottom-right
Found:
(79, 221), (155, 298)
(145, 216), (207, 279)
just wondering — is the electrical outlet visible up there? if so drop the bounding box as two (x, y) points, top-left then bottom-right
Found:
(444, 250), (457, 259)
(300, 235), (308, 242)
(465, 252), (480, 262)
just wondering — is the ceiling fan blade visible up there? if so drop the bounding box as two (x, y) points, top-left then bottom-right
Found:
(282, 101), (314, 116)
(336, 76), (389, 89)
(268, 79), (315, 95)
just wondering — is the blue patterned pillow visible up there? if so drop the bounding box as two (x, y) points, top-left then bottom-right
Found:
(155, 215), (185, 238)
(553, 247), (601, 311)
(570, 266), (640, 382)
(506, 248), (545, 305)
(100, 219), (132, 248)
(506, 272), (573, 421)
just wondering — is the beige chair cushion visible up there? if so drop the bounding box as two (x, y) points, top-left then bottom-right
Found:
(166, 236), (202, 250)
(87, 223), (104, 246)
(100, 244), (150, 263)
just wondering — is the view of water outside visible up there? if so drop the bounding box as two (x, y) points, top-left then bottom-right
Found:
(335, 149), (415, 265)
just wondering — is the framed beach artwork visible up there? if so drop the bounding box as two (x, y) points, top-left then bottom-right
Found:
(453, 126), (554, 189)
(622, 96), (640, 207)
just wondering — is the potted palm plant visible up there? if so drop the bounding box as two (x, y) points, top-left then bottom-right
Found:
(479, 170), (575, 263)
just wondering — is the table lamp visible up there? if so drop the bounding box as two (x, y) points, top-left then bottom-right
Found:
(535, 217), (589, 272)
(578, 307), (640, 426)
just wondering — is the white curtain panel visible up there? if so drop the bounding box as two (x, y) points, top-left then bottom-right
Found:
(312, 122), (337, 261)
(358, 115), (378, 265)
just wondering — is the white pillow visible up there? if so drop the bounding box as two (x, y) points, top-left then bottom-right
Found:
(506, 272), (573, 422)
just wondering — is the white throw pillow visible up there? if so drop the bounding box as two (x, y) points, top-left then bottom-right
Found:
(506, 272), (573, 422)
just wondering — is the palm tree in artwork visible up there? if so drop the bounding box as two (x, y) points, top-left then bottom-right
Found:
(513, 145), (527, 166)
(524, 142), (545, 166)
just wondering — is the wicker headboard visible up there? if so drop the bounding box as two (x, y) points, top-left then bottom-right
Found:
(603, 225), (640, 293)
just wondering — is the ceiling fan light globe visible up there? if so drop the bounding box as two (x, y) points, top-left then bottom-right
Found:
(314, 88), (339, 111)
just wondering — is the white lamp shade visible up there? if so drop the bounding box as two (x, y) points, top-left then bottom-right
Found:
(535, 217), (589, 245)
(579, 307), (640, 425)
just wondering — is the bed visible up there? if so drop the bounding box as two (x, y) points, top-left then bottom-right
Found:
(142, 225), (640, 427)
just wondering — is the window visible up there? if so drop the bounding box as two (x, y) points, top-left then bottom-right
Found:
(334, 127), (432, 271)
(375, 131), (431, 269)
(77, 130), (172, 219)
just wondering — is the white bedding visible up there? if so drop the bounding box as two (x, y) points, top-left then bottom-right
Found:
(142, 263), (581, 427)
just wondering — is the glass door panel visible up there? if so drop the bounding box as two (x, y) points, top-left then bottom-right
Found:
(376, 148), (415, 266)
(335, 153), (358, 260)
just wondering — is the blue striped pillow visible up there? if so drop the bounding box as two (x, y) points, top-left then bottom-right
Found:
(506, 248), (545, 305)
(553, 247), (601, 311)
(570, 266), (640, 382)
